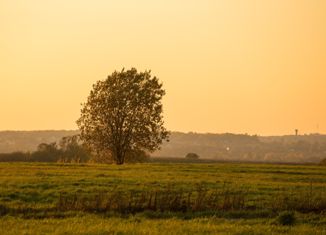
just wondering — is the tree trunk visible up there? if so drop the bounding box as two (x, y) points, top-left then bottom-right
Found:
(115, 149), (125, 165)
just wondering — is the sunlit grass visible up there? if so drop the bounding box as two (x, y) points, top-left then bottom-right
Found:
(2, 214), (326, 235)
(0, 162), (325, 234)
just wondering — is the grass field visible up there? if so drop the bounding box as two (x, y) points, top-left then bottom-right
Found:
(0, 162), (325, 234)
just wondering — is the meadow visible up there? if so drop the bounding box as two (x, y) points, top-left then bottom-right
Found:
(0, 162), (325, 234)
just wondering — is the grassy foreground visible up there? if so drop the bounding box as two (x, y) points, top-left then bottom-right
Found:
(1, 214), (326, 235)
(0, 162), (325, 234)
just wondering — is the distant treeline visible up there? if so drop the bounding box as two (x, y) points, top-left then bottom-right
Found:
(0, 130), (79, 153)
(0, 136), (89, 163)
(154, 132), (326, 163)
(0, 135), (150, 163)
(1, 131), (326, 163)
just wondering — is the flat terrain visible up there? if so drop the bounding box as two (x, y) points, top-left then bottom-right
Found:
(0, 162), (325, 234)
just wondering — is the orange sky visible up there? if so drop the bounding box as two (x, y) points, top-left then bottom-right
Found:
(1, 0), (325, 135)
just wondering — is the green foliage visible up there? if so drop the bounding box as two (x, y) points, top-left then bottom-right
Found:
(277, 211), (296, 226)
(77, 68), (169, 164)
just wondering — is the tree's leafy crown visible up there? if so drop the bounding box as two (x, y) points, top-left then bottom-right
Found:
(77, 68), (169, 163)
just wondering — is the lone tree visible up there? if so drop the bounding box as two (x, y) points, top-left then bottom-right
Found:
(77, 68), (169, 164)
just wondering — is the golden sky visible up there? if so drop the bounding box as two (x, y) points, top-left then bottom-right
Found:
(1, 0), (326, 135)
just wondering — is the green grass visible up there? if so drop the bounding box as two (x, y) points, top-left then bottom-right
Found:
(0, 162), (325, 234)
(2, 214), (326, 235)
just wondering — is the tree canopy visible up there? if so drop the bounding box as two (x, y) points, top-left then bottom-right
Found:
(77, 68), (169, 164)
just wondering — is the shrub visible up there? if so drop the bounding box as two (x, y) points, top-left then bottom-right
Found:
(277, 211), (296, 226)
(319, 158), (326, 166)
(125, 149), (150, 163)
(185, 153), (200, 160)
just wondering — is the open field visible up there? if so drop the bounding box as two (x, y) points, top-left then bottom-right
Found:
(0, 162), (325, 234)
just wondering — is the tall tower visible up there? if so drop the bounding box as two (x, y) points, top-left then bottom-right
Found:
(295, 129), (298, 136)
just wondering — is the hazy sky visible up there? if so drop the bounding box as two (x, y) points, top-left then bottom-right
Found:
(1, 0), (326, 135)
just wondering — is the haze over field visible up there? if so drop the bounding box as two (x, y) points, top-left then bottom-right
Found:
(1, 2), (326, 234)
(1, 0), (326, 135)
(1, 131), (326, 163)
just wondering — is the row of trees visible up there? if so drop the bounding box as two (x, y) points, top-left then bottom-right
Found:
(0, 136), (88, 163)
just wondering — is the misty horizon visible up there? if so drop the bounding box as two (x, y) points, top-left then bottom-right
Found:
(0, 129), (324, 137)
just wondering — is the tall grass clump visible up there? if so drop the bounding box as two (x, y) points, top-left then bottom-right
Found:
(56, 184), (247, 214)
(271, 183), (326, 213)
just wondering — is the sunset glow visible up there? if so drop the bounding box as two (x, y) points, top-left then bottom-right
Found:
(1, 0), (326, 135)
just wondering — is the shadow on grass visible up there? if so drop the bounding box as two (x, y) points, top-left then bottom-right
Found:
(0, 204), (275, 220)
